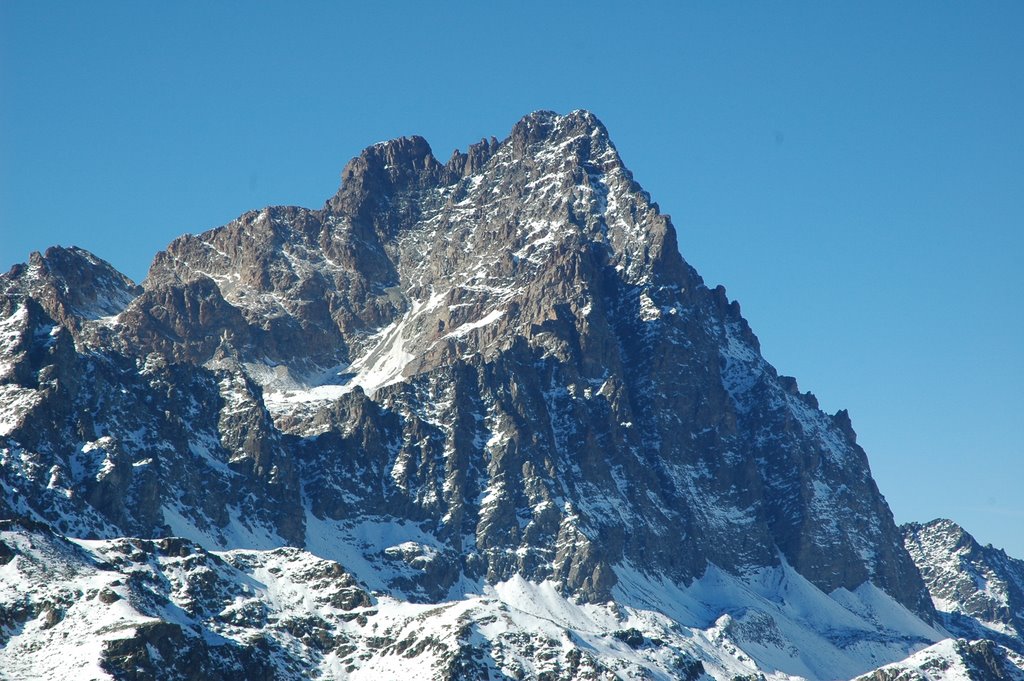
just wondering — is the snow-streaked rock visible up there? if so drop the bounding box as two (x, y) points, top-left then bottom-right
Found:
(0, 518), (981, 680)
(904, 519), (1024, 653)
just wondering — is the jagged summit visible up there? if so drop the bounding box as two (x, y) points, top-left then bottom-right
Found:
(2, 111), (1019, 680)
(139, 109), (684, 376)
(327, 109), (615, 213)
(2, 110), (926, 603)
(1, 245), (141, 329)
(327, 134), (441, 214)
(904, 518), (1024, 653)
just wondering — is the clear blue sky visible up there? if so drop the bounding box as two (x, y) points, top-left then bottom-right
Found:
(2, 3), (1022, 556)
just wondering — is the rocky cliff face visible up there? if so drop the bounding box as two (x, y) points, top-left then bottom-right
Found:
(1, 110), (1019, 680)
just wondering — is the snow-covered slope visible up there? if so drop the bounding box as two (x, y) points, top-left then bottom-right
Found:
(0, 518), (960, 680)
(854, 638), (1024, 681)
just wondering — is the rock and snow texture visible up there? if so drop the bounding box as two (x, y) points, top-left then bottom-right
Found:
(854, 638), (1024, 681)
(1, 110), (1020, 679)
(904, 519), (1024, 653)
(0, 518), (973, 681)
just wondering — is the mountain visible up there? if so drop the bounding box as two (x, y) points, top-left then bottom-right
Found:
(1, 110), (1020, 680)
(904, 519), (1024, 654)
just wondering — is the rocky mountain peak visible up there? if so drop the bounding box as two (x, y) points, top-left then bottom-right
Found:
(903, 519), (1024, 652)
(1, 245), (141, 332)
(326, 109), (621, 219)
(133, 110), (690, 378)
(326, 134), (443, 214)
(509, 109), (610, 151)
(908, 518), (973, 550)
(6, 111), (933, 611)
(4, 111), (1018, 680)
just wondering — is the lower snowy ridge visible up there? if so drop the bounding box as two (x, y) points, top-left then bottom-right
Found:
(853, 638), (1024, 681)
(6, 517), (1017, 681)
